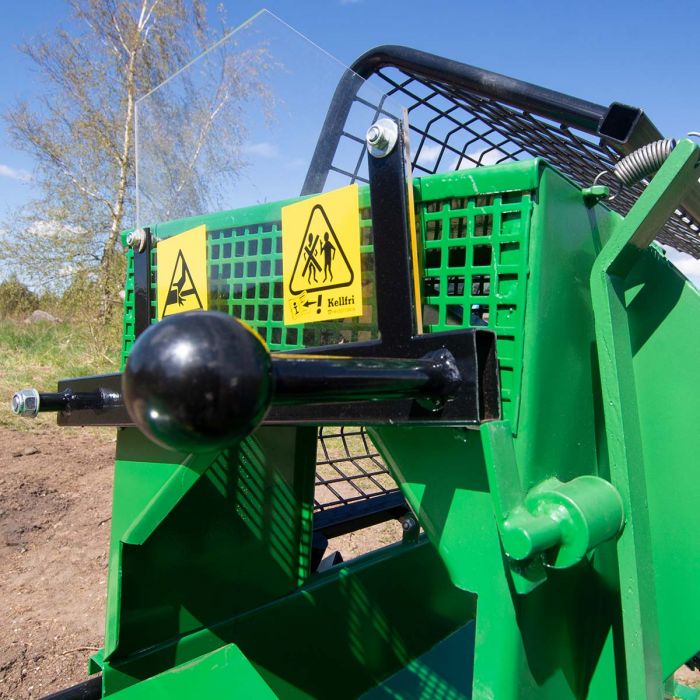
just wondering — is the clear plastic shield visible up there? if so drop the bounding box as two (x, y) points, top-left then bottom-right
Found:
(135, 9), (407, 221)
(135, 9), (406, 348)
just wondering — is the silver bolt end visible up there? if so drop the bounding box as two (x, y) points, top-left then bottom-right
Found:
(12, 388), (40, 418)
(126, 229), (147, 252)
(366, 125), (385, 148)
(366, 118), (399, 158)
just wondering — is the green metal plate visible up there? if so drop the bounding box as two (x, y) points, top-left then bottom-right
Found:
(106, 643), (277, 699)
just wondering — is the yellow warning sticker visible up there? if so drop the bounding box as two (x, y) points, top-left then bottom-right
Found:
(156, 224), (209, 319)
(282, 184), (362, 325)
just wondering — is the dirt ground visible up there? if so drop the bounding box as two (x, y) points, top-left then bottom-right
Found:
(0, 428), (113, 699)
(0, 427), (402, 699)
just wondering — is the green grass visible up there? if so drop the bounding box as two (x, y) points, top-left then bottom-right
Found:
(0, 318), (121, 432)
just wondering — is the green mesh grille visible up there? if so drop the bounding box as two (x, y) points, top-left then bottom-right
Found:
(121, 250), (136, 369)
(419, 190), (531, 423)
(206, 208), (377, 351)
(121, 168), (534, 425)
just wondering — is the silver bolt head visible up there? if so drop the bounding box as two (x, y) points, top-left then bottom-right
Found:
(366, 118), (399, 158)
(126, 229), (147, 252)
(12, 388), (40, 418)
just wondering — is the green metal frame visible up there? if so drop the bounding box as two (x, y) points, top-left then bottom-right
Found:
(101, 154), (700, 699)
(590, 139), (700, 698)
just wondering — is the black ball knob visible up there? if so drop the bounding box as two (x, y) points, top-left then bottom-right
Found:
(122, 311), (273, 453)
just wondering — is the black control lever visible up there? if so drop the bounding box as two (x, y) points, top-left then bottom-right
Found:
(120, 311), (463, 453)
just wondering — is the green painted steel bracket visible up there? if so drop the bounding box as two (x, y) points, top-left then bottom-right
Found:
(122, 451), (216, 545)
(88, 648), (104, 676)
(590, 138), (700, 699)
(481, 420), (624, 595)
(105, 643), (278, 699)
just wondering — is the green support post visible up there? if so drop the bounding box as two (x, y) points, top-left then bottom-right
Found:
(590, 139), (700, 699)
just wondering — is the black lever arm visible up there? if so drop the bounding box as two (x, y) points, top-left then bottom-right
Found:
(120, 311), (463, 453)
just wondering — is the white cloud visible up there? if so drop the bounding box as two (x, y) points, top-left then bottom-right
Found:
(29, 220), (63, 239)
(241, 142), (278, 159)
(662, 245), (700, 288)
(0, 164), (32, 182)
(416, 143), (442, 167)
(25, 219), (83, 240)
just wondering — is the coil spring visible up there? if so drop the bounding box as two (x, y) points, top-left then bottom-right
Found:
(613, 138), (677, 186)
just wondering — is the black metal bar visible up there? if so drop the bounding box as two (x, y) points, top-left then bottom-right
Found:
(367, 122), (417, 351)
(272, 351), (459, 405)
(313, 491), (409, 540)
(349, 46), (607, 132)
(301, 68), (366, 195)
(55, 326), (499, 428)
(133, 227), (152, 337)
(475, 331), (500, 422)
(56, 375), (131, 426)
(266, 330), (495, 425)
(310, 530), (329, 572)
(35, 389), (111, 412)
(598, 103), (652, 146)
(41, 675), (101, 700)
(31, 391), (74, 412)
(303, 44), (612, 194)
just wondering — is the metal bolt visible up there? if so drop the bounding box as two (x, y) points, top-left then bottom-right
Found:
(401, 515), (417, 532)
(367, 125), (386, 149)
(11, 389), (40, 418)
(366, 118), (399, 158)
(126, 229), (147, 253)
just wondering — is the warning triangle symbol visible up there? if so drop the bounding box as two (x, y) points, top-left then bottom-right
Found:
(162, 249), (204, 317)
(289, 204), (354, 295)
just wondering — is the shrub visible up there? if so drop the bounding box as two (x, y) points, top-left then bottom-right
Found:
(0, 275), (39, 319)
(60, 271), (101, 320)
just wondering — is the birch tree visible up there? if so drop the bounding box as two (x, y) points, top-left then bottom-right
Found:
(4, 0), (269, 317)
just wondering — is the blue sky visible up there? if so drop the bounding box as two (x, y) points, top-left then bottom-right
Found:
(1, 0), (700, 279)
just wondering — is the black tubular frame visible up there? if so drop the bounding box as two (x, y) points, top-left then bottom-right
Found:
(303, 44), (700, 257)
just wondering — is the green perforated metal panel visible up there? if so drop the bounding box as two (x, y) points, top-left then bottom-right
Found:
(418, 190), (532, 424)
(120, 161), (539, 470)
(121, 250), (136, 369)
(206, 204), (377, 350)
(121, 199), (377, 367)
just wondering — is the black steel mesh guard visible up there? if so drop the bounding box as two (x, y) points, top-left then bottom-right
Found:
(311, 46), (700, 517)
(315, 427), (396, 513)
(304, 45), (700, 258)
